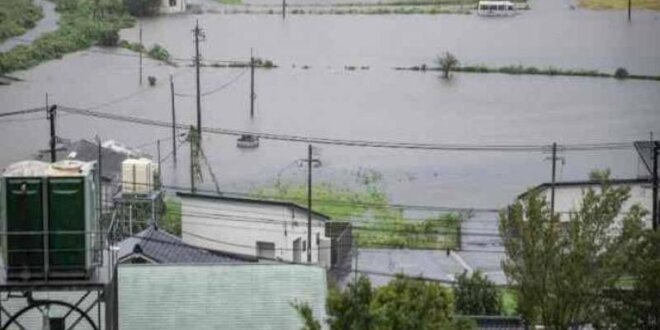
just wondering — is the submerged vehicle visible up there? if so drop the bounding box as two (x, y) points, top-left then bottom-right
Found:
(237, 134), (260, 148)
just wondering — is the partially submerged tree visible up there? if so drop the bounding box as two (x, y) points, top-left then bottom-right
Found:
(499, 175), (646, 329)
(454, 271), (501, 316)
(437, 52), (459, 79)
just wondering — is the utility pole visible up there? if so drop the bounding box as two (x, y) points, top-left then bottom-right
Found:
(96, 135), (103, 217)
(170, 74), (177, 164)
(353, 233), (359, 283)
(307, 144), (312, 263)
(193, 20), (204, 142)
(190, 129), (196, 193)
(282, 0), (286, 19)
(250, 50), (255, 119)
(653, 141), (658, 231)
(550, 142), (557, 217)
(157, 139), (162, 179)
(48, 105), (57, 163)
(628, 0), (631, 22)
(139, 23), (143, 86)
(544, 143), (563, 218)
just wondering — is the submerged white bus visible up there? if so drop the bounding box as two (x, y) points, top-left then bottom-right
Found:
(477, 1), (517, 16)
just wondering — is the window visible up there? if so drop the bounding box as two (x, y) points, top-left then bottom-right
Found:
(256, 241), (276, 259)
(169, 0), (176, 7)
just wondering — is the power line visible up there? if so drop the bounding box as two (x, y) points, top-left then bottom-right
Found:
(55, 106), (635, 153)
(174, 68), (248, 98)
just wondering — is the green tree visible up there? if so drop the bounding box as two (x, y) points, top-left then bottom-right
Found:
(499, 177), (646, 329)
(327, 276), (376, 330)
(371, 275), (454, 330)
(454, 270), (501, 315)
(292, 301), (322, 330)
(602, 230), (660, 328)
(436, 52), (459, 79)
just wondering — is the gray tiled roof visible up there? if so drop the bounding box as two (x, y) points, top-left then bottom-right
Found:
(118, 226), (257, 264)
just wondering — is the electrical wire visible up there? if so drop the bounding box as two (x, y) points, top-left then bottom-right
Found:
(173, 68), (248, 97)
(55, 106), (635, 153)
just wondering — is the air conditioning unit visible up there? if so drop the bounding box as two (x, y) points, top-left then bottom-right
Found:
(122, 158), (153, 194)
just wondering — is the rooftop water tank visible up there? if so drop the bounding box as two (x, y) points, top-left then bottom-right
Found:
(121, 158), (153, 194)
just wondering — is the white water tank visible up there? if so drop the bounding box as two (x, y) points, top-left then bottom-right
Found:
(122, 158), (153, 194)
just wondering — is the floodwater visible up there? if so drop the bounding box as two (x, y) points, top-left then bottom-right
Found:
(1, 0), (659, 214)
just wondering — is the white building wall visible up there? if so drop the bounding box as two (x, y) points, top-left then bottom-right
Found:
(180, 197), (327, 264)
(538, 183), (653, 228)
(160, 0), (186, 14)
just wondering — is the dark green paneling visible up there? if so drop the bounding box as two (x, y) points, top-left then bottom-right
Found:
(48, 178), (85, 273)
(6, 178), (44, 275)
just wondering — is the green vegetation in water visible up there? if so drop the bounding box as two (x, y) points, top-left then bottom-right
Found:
(0, 0), (44, 42)
(117, 40), (174, 64)
(208, 58), (277, 69)
(253, 174), (461, 249)
(0, 0), (135, 74)
(398, 64), (660, 81)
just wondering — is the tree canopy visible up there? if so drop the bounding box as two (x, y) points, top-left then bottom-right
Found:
(499, 177), (647, 329)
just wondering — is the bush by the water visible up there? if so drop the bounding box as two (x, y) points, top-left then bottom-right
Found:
(614, 67), (629, 79)
(148, 44), (170, 61)
(98, 28), (120, 47)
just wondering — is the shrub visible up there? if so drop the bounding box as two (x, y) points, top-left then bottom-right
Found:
(97, 28), (120, 46)
(454, 271), (501, 315)
(148, 43), (170, 61)
(614, 67), (629, 79)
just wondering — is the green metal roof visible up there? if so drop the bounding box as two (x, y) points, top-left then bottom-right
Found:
(118, 264), (327, 330)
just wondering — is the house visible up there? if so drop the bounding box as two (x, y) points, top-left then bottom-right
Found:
(117, 225), (257, 264)
(160, 0), (186, 14)
(177, 193), (333, 267)
(118, 264), (328, 330)
(518, 178), (653, 227)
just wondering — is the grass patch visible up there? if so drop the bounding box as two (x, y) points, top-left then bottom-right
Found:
(253, 179), (462, 249)
(0, 0), (44, 42)
(500, 289), (518, 316)
(217, 0), (242, 4)
(161, 196), (182, 236)
(0, 0), (135, 74)
(579, 0), (660, 10)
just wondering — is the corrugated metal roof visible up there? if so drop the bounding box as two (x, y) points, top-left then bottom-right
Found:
(118, 225), (257, 264)
(118, 264), (327, 330)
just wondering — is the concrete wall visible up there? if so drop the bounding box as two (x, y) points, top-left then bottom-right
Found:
(181, 197), (327, 264)
(538, 183), (653, 228)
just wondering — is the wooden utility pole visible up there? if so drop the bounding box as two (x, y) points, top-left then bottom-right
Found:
(307, 144), (313, 263)
(250, 50), (255, 119)
(628, 0), (631, 21)
(653, 141), (658, 231)
(282, 0), (286, 19)
(48, 105), (57, 163)
(157, 139), (162, 178)
(139, 24), (143, 86)
(194, 20), (203, 142)
(170, 74), (177, 164)
(190, 128), (196, 193)
(550, 142), (557, 217)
